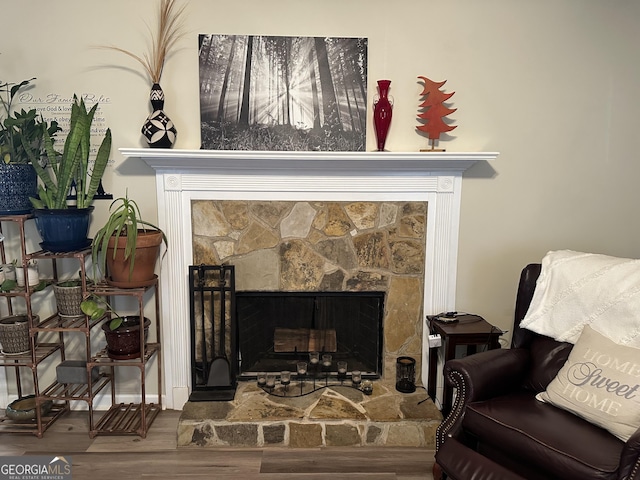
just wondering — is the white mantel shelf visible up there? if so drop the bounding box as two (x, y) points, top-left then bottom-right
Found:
(120, 148), (498, 174)
(121, 147), (498, 409)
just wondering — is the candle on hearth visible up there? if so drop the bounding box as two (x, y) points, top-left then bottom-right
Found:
(337, 361), (347, 374)
(322, 354), (332, 367)
(297, 361), (307, 375)
(309, 351), (319, 365)
(361, 380), (373, 395)
(266, 374), (276, 388)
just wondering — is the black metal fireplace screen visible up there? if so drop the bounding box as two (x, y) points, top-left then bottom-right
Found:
(236, 291), (384, 379)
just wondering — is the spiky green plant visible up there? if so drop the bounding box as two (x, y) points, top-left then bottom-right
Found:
(25, 94), (111, 209)
(92, 193), (167, 280)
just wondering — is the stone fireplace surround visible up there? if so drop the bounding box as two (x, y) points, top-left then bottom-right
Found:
(122, 148), (498, 410)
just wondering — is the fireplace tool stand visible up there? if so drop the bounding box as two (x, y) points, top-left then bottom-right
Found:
(188, 264), (237, 402)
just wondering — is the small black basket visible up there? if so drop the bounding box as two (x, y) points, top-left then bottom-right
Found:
(395, 356), (416, 393)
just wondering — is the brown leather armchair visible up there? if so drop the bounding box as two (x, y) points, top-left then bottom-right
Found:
(434, 264), (640, 480)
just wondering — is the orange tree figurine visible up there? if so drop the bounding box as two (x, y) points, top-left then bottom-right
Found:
(416, 76), (457, 151)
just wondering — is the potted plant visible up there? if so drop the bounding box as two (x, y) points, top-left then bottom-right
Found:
(14, 259), (39, 287)
(91, 193), (167, 288)
(53, 275), (90, 318)
(0, 313), (40, 355)
(24, 94), (112, 252)
(80, 296), (150, 359)
(0, 78), (59, 215)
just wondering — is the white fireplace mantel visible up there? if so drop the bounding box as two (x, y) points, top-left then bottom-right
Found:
(120, 148), (498, 409)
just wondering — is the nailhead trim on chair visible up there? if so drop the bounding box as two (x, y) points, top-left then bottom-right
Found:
(435, 369), (467, 450)
(630, 457), (640, 478)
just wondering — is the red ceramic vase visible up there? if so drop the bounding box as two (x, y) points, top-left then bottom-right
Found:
(373, 80), (393, 151)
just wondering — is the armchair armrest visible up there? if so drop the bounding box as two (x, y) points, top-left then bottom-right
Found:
(446, 347), (530, 402)
(436, 348), (530, 450)
(619, 427), (640, 480)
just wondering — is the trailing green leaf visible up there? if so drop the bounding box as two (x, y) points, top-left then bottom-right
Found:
(80, 295), (123, 330)
(0, 279), (17, 292)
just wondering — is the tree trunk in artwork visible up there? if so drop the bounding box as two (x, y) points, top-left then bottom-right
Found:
(217, 35), (237, 122)
(239, 35), (254, 125)
(283, 37), (292, 126)
(354, 38), (368, 132)
(309, 46), (321, 130)
(338, 52), (356, 132)
(314, 37), (340, 130)
(198, 36), (213, 94)
(198, 35), (216, 122)
(349, 53), (366, 132)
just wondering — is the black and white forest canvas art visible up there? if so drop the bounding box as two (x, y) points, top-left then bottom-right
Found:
(199, 35), (368, 151)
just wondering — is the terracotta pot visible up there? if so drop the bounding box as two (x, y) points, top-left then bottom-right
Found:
(106, 230), (163, 288)
(102, 316), (151, 360)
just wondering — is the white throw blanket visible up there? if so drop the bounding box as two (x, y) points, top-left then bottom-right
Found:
(520, 250), (640, 347)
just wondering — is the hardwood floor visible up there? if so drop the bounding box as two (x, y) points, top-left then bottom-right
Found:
(0, 410), (436, 479)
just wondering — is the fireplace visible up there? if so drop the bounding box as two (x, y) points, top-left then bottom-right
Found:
(236, 291), (384, 377)
(191, 197), (427, 388)
(125, 148), (498, 409)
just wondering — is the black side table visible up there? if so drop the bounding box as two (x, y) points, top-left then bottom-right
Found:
(427, 314), (502, 416)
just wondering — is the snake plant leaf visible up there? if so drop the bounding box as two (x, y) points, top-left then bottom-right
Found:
(54, 96), (87, 209)
(83, 128), (112, 207)
(25, 134), (58, 208)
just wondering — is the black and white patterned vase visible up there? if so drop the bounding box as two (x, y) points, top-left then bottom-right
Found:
(141, 83), (177, 148)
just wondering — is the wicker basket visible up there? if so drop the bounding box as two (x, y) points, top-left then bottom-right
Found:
(53, 282), (84, 317)
(0, 314), (38, 355)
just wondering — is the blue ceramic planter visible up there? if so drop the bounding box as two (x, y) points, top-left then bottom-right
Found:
(0, 164), (37, 215)
(33, 207), (94, 252)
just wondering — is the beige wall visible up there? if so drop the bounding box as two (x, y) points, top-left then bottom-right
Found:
(3, 0), (640, 343)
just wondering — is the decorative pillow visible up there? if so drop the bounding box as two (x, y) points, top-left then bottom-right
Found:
(537, 325), (640, 441)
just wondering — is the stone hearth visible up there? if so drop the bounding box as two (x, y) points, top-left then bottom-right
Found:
(178, 380), (442, 448)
